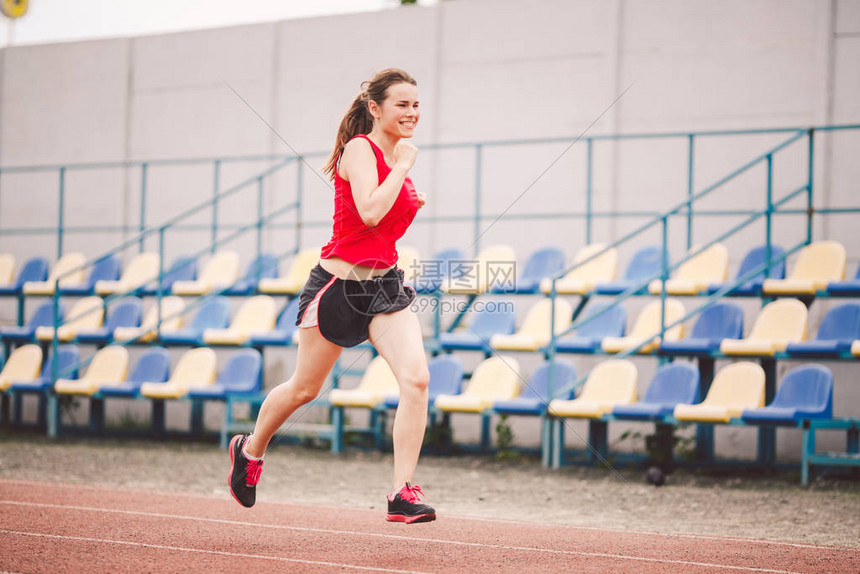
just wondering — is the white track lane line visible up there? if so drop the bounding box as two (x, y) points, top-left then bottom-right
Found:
(0, 478), (849, 552)
(0, 501), (803, 574)
(0, 529), (429, 574)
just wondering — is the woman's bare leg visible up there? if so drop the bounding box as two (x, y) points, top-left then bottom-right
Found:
(244, 327), (343, 458)
(368, 307), (430, 489)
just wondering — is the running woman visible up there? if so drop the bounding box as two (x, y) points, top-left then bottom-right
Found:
(229, 68), (435, 524)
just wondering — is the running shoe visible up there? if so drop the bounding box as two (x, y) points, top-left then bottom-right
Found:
(386, 482), (436, 523)
(228, 434), (263, 508)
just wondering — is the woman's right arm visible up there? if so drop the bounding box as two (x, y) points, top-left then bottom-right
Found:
(340, 138), (416, 227)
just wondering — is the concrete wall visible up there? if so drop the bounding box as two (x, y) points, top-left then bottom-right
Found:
(1, 0), (859, 461)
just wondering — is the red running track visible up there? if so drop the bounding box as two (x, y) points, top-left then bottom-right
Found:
(0, 479), (857, 573)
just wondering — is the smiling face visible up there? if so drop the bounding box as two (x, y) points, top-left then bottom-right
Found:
(370, 82), (420, 139)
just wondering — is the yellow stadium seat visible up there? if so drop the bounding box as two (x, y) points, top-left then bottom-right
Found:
(548, 359), (637, 418)
(435, 356), (521, 413)
(202, 296), (277, 345)
(328, 356), (400, 408)
(0, 345), (43, 392)
(674, 362), (765, 423)
(35, 296), (104, 342)
(491, 298), (573, 351)
(139, 347), (217, 399)
(762, 241), (846, 295)
(540, 244), (617, 295)
(172, 251), (240, 295)
(443, 244), (516, 294)
(397, 246), (422, 283)
(852, 340), (860, 357)
(601, 299), (685, 354)
(54, 346), (129, 396)
(23, 252), (87, 295)
(95, 252), (159, 295)
(258, 248), (321, 295)
(649, 243), (728, 295)
(0, 254), (15, 286)
(720, 299), (807, 356)
(113, 296), (185, 343)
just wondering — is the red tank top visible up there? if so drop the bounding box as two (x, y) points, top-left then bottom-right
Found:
(320, 134), (419, 269)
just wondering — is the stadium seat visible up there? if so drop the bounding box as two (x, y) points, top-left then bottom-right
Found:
(540, 244), (617, 295)
(159, 296), (231, 345)
(0, 257), (49, 296)
(329, 355), (399, 408)
(613, 362), (699, 420)
(438, 303), (516, 352)
(62, 254), (122, 296)
(827, 262), (860, 296)
(493, 246), (565, 294)
(411, 247), (466, 293)
(384, 354), (465, 409)
(435, 355), (522, 413)
(720, 299), (807, 356)
(443, 244), (516, 294)
(0, 301), (65, 344)
(554, 302), (626, 353)
(172, 251), (240, 295)
(762, 240), (846, 295)
(547, 359), (637, 418)
(258, 248), (320, 295)
(601, 299), (685, 354)
(35, 297), (104, 342)
(649, 243), (728, 295)
(113, 296), (185, 343)
(139, 347), (217, 399)
(139, 255), (197, 295)
(95, 252), (159, 296)
(248, 297), (301, 346)
(491, 298), (573, 351)
(493, 360), (577, 416)
(8, 345), (80, 393)
(76, 297), (143, 344)
(0, 254), (15, 286)
(595, 245), (664, 295)
(0, 345), (43, 392)
(660, 301), (744, 355)
(54, 346), (129, 396)
(785, 303), (860, 357)
(225, 253), (279, 295)
(707, 244), (786, 296)
(202, 295), (277, 345)
(23, 252), (87, 295)
(396, 246), (422, 284)
(97, 347), (170, 398)
(187, 349), (263, 399)
(741, 364), (833, 424)
(674, 362), (764, 423)
(852, 340), (860, 357)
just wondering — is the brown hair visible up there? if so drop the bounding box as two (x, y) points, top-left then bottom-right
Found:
(323, 68), (417, 179)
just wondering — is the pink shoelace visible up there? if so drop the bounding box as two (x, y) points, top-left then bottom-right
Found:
(245, 459), (263, 486)
(399, 483), (425, 503)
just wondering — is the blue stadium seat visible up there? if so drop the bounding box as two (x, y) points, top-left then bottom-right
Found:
(554, 302), (626, 353)
(827, 263), (860, 296)
(493, 360), (577, 415)
(249, 298), (301, 346)
(9, 345), (80, 393)
(187, 349), (263, 399)
(140, 256), (197, 296)
(225, 253), (280, 295)
(708, 245), (785, 296)
(159, 296), (231, 345)
(0, 301), (65, 344)
(741, 364), (833, 424)
(785, 303), (860, 357)
(60, 255), (121, 296)
(438, 303), (516, 352)
(492, 247), (565, 294)
(613, 362), (699, 420)
(412, 248), (466, 293)
(98, 347), (171, 397)
(595, 246), (663, 295)
(0, 257), (49, 296)
(384, 354), (465, 408)
(660, 302), (744, 355)
(76, 297), (143, 344)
